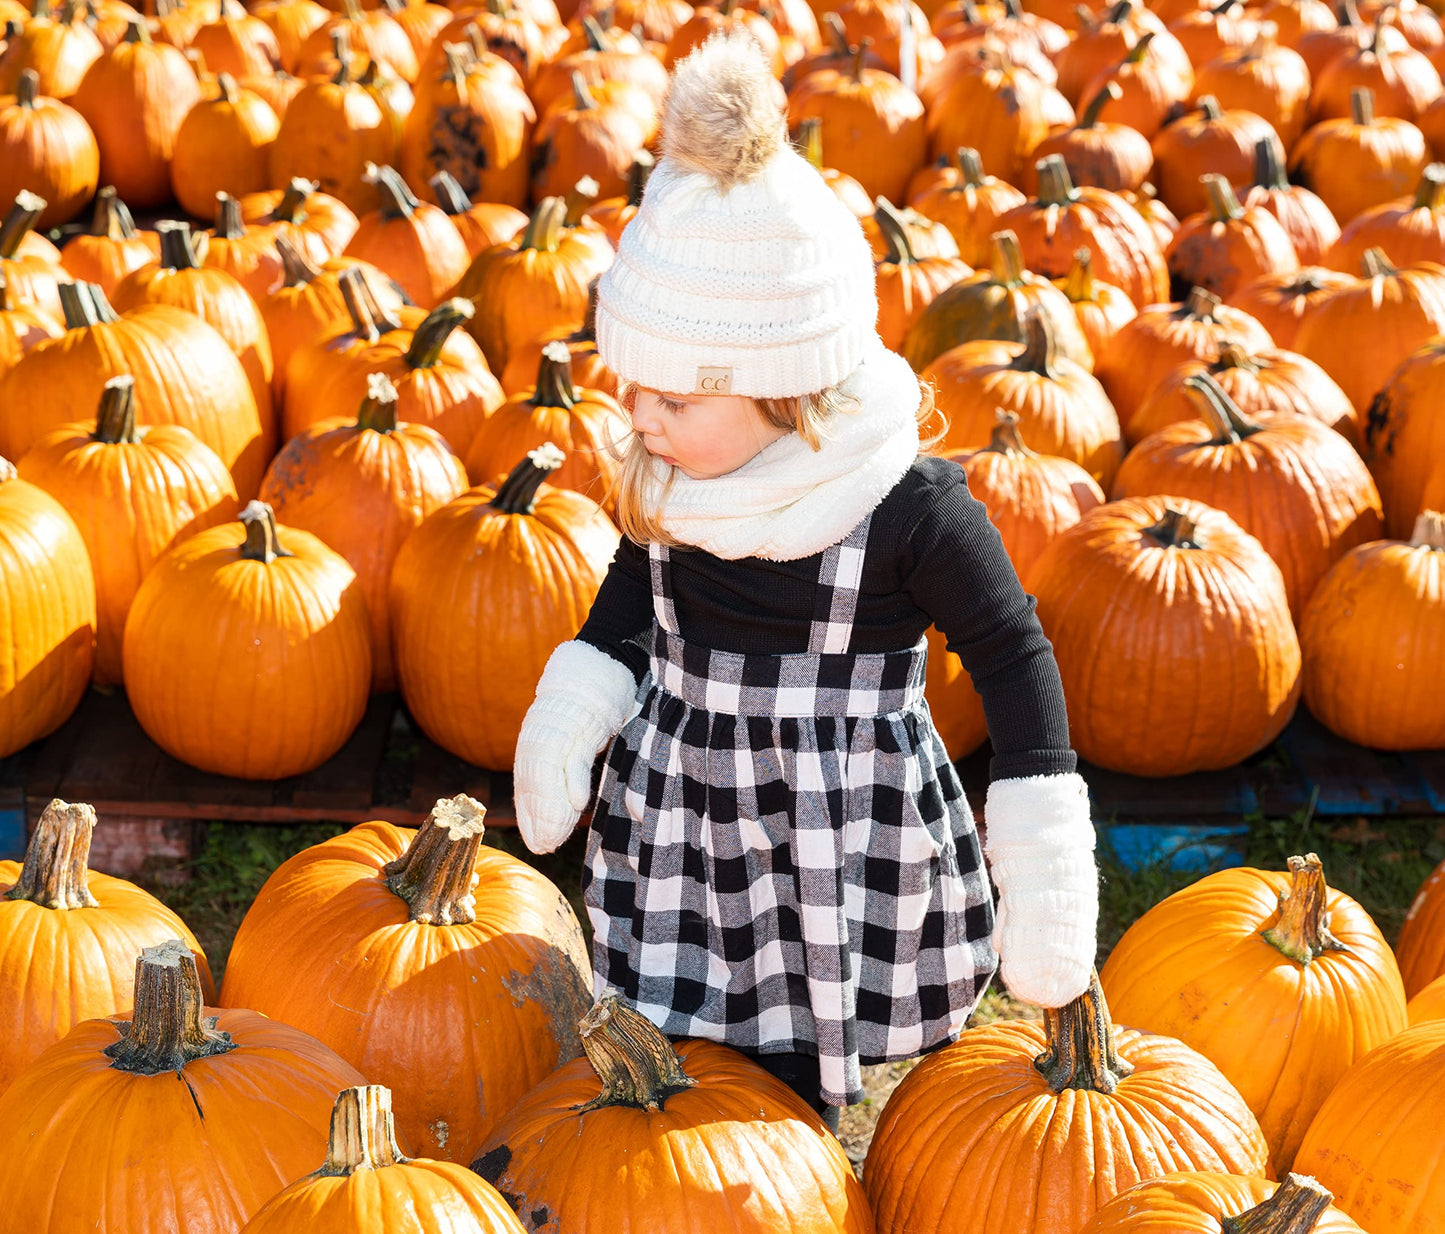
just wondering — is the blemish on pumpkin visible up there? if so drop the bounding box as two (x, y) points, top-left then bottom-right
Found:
(431, 1119), (449, 1151)
(472, 1142), (512, 1187)
(499, 939), (592, 1064)
(530, 1206), (552, 1228)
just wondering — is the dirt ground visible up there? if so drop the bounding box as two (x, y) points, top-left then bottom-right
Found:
(836, 988), (1040, 1177)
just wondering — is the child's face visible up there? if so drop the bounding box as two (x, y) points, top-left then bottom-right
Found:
(630, 386), (791, 480)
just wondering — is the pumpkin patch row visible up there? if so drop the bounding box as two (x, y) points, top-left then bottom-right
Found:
(6, 791), (1445, 1231)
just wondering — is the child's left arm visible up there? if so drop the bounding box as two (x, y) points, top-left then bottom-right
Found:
(901, 465), (1097, 1009)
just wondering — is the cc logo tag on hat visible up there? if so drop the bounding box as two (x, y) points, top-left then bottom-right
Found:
(695, 366), (733, 394)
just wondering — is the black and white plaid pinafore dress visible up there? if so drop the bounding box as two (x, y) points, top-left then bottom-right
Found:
(581, 512), (998, 1105)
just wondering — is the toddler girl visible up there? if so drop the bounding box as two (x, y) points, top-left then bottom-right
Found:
(514, 32), (1098, 1127)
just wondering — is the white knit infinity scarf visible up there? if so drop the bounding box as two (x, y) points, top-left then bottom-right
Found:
(650, 343), (924, 561)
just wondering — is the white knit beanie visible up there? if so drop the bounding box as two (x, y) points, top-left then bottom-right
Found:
(594, 32), (880, 399)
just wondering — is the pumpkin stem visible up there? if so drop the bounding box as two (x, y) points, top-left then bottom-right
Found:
(355, 371), (400, 433)
(404, 298), (474, 369)
(1079, 79), (1120, 130)
(533, 339), (579, 409)
(989, 229), (1027, 286)
(491, 443), (565, 513)
(1350, 86), (1375, 126)
(1061, 248), (1095, 303)
(1011, 309), (1060, 379)
(1361, 246), (1395, 279)
(1253, 135), (1289, 192)
(123, 16), (149, 42)
(822, 10), (849, 54)
(1124, 29), (1155, 63)
(850, 34), (870, 82)
(1368, 8), (1386, 53)
(874, 197), (919, 265)
(94, 374), (141, 445)
(15, 68), (38, 108)
(156, 220), (201, 271)
(1183, 285), (1222, 321)
(365, 163), (417, 220)
(957, 146), (986, 187)
(1196, 94), (1222, 122)
(59, 281), (120, 328)
(103, 940), (235, 1074)
(213, 193), (246, 241)
(3, 798), (99, 910)
(331, 27), (352, 85)
(429, 170), (472, 216)
(983, 409), (1035, 457)
(571, 69), (598, 110)
(1202, 173), (1244, 222)
(1035, 154), (1076, 208)
(580, 13), (610, 51)
(273, 177), (319, 224)
(0, 270), (8, 312)
(521, 196), (567, 252)
(319, 1087), (411, 1176)
(564, 176), (600, 227)
(442, 40), (470, 86)
(1412, 509), (1445, 548)
(1144, 505), (1203, 549)
(215, 71), (239, 104)
(337, 267), (382, 342)
(1215, 340), (1261, 375)
(626, 149), (655, 208)
(356, 271), (402, 334)
(86, 185), (137, 240)
(275, 233), (320, 287)
(575, 994), (699, 1112)
(1413, 163), (1445, 211)
(0, 189), (46, 260)
(238, 500), (295, 563)
(1220, 1174), (1337, 1234)
(380, 795), (487, 925)
(1182, 372), (1263, 443)
(796, 115), (825, 170)
(1032, 971), (1134, 1094)
(1262, 854), (1353, 964)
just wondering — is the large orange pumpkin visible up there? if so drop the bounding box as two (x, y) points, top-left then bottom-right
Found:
(871, 196), (971, 352)
(1243, 133), (1342, 267)
(0, 938), (366, 1233)
(1078, 1171), (1368, 1234)
(1364, 335), (1445, 536)
(1164, 172), (1300, 302)
(0, 67), (97, 228)
(1327, 160), (1445, 272)
(863, 973), (1271, 1234)
(239, 1085), (527, 1232)
(343, 162), (471, 310)
(1052, 246), (1137, 359)
(1299, 509), (1445, 750)
(471, 994), (873, 1234)
(1149, 94), (1277, 220)
(0, 798), (215, 1096)
(259, 373), (468, 692)
(122, 501), (372, 779)
(221, 796), (593, 1165)
(1026, 496), (1301, 776)
(17, 375), (239, 685)
(168, 71), (280, 220)
(1293, 1017), (1445, 1234)
(0, 188), (68, 321)
(1224, 266), (1354, 350)
(57, 186), (156, 296)
(907, 145), (1027, 266)
(389, 445), (619, 771)
(1100, 852), (1407, 1173)
(0, 3), (102, 101)
(240, 175), (361, 265)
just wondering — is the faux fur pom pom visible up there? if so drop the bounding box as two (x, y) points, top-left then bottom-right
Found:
(661, 32), (786, 189)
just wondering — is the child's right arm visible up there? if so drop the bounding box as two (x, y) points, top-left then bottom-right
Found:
(513, 539), (653, 854)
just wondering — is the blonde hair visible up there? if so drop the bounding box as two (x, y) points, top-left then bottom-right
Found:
(607, 378), (946, 548)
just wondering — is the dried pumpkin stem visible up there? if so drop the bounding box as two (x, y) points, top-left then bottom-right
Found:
(990, 229), (1026, 285)
(273, 177), (319, 224)
(355, 371), (400, 433)
(1012, 309), (1059, 379)
(123, 16), (149, 43)
(16, 67), (38, 107)
(59, 281), (120, 328)
(1062, 248), (1095, 302)
(1413, 163), (1445, 211)
(1220, 1173), (1336, 1234)
(874, 197), (918, 266)
(1144, 505), (1202, 549)
(1261, 854), (1352, 964)
(1196, 94), (1222, 122)
(533, 339), (579, 408)
(1203, 174), (1244, 222)
(796, 116), (825, 170)
(337, 268), (381, 342)
(492, 443), (565, 513)
(1124, 29), (1155, 63)
(0, 270), (9, 312)
(1413, 510), (1445, 548)
(381, 794), (487, 926)
(214, 193), (245, 240)
(1183, 285), (1222, 320)
(521, 196), (566, 252)
(1182, 373), (1262, 443)
(1361, 246), (1394, 279)
(356, 271), (403, 334)
(94, 374), (140, 444)
(156, 220), (200, 271)
(4, 798), (99, 910)
(580, 13), (610, 51)
(1253, 135), (1289, 192)
(405, 298), (474, 369)
(1078, 80), (1120, 130)
(1032, 971), (1134, 1094)
(215, 71), (238, 104)
(0, 190), (45, 259)
(1216, 340), (1261, 374)
(576, 994), (698, 1112)
(275, 234), (320, 286)
(957, 147), (986, 187)
(320, 1087), (411, 1175)
(571, 69), (598, 110)
(1350, 86), (1374, 127)
(103, 940), (234, 1074)
(429, 170), (472, 216)
(86, 185), (136, 240)
(564, 176), (600, 226)
(238, 500), (294, 563)
(984, 409), (1034, 457)
(1035, 155), (1076, 208)
(822, 10), (848, 54)
(627, 149), (655, 207)
(366, 163), (417, 220)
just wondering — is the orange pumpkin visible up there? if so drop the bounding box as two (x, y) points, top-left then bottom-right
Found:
(1243, 132), (1342, 266)
(1299, 509), (1445, 750)
(240, 175), (361, 265)
(17, 375), (240, 684)
(251, 0), (330, 72)
(240, 1085), (527, 1232)
(923, 43), (1052, 183)
(0, 188), (67, 321)
(1328, 160), (1445, 272)
(1310, 11), (1442, 122)
(1365, 336), (1445, 536)
(202, 192), (283, 304)
(1078, 1172), (1368, 1234)
(864, 973), (1271, 1234)
(907, 145), (1027, 265)
(870, 196), (971, 351)
(1101, 852), (1407, 1172)
(1408, 973), (1445, 1024)
(168, 71), (279, 219)
(1398, 855), (1445, 998)
(297, 0), (419, 82)
(342, 162), (470, 310)
(0, 0), (102, 99)
(259, 373), (468, 691)
(498, 274), (617, 398)
(1052, 247), (1137, 360)
(1079, 30), (1195, 140)
(0, 265), (61, 376)
(429, 168), (528, 257)
(389, 445), (619, 771)
(1025, 80), (1154, 194)
(0, 67), (97, 227)
(1026, 496), (1301, 775)
(1224, 266), (1354, 349)
(221, 796), (593, 1165)
(1149, 94), (1277, 220)
(0, 798), (215, 1096)
(190, 0), (282, 77)
(1192, 23), (1312, 148)
(122, 501), (372, 779)
(1165, 172), (1300, 301)
(55, 185), (152, 295)
(0, 938), (367, 1232)
(530, 71), (655, 202)
(472, 994), (871, 1233)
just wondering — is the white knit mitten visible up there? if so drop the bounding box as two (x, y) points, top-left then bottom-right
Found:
(514, 641), (641, 855)
(984, 773), (1098, 1008)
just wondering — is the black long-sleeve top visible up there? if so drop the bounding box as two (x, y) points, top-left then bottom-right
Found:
(576, 455), (1076, 783)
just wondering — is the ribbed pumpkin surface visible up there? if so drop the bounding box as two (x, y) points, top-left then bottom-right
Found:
(1077, 1171), (1367, 1233)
